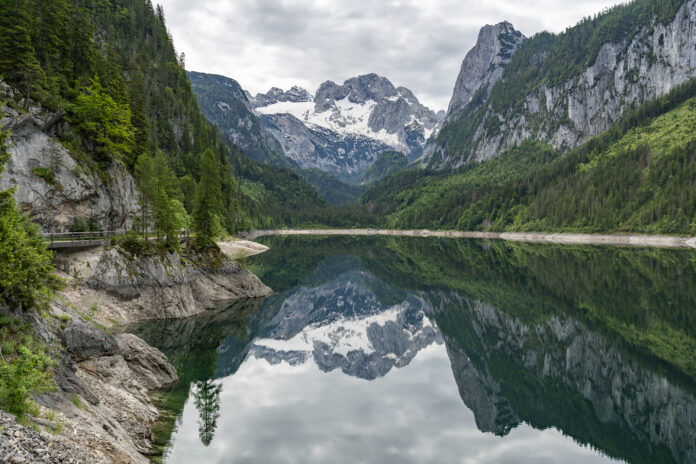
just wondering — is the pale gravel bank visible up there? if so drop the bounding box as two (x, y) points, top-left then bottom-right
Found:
(241, 229), (696, 249)
(217, 239), (270, 259)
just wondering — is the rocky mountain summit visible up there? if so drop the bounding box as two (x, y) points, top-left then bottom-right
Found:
(251, 86), (313, 107)
(190, 71), (443, 183)
(254, 73), (444, 177)
(446, 22), (525, 122)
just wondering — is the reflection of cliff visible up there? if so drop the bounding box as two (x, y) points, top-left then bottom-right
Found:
(426, 292), (696, 464)
(248, 256), (442, 380)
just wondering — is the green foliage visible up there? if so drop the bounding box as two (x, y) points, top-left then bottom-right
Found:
(134, 152), (189, 248)
(192, 149), (223, 247)
(296, 168), (365, 205)
(365, 78), (696, 234)
(0, 316), (56, 419)
(0, 127), (60, 309)
(31, 167), (58, 187)
(67, 78), (135, 165)
(361, 139), (557, 228)
(361, 150), (409, 185)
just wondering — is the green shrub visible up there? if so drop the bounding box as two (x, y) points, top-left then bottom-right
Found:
(31, 167), (57, 186)
(0, 344), (55, 419)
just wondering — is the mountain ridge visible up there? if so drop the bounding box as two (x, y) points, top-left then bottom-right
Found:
(424, 0), (694, 169)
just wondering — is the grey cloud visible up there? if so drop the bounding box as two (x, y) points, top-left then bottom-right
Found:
(159, 0), (625, 111)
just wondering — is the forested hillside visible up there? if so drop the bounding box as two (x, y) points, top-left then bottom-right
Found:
(362, 79), (696, 234)
(0, 0), (326, 231)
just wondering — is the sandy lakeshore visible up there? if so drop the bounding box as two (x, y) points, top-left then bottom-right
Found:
(240, 229), (696, 249)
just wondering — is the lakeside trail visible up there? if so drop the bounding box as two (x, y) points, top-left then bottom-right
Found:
(240, 229), (696, 249)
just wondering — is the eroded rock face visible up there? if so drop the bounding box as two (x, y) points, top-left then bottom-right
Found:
(0, 84), (139, 232)
(115, 334), (178, 390)
(426, 0), (696, 168)
(56, 247), (272, 322)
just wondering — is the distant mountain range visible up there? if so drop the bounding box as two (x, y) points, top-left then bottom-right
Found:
(189, 71), (443, 198)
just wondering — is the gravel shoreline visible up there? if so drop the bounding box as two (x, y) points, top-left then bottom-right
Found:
(241, 229), (696, 249)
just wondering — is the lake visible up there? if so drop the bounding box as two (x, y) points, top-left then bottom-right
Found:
(130, 236), (696, 464)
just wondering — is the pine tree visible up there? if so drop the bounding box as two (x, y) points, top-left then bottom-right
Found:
(193, 379), (222, 447)
(134, 153), (155, 240)
(192, 149), (223, 247)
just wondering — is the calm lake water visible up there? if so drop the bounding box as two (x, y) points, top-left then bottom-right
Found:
(130, 236), (696, 464)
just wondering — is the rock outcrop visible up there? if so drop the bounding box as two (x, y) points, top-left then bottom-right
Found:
(55, 246), (272, 323)
(252, 86), (313, 107)
(446, 22), (525, 122)
(0, 83), (139, 232)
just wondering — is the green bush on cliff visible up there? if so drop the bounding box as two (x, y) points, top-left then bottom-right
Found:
(0, 125), (61, 310)
(0, 316), (56, 420)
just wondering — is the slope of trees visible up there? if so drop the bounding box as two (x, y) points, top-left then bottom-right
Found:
(361, 150), (409, 185)
(362, 78), (696, 234)
(0, 0), (333, 234)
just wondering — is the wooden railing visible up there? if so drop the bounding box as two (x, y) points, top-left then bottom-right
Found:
(42, 230), (192, 249)
(42, 231), (119, 249)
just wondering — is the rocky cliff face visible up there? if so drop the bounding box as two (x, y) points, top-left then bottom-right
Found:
(1, 301), (179, 463)
(425, 0), (696, 168)
(446, 22), (525, 123)
(0, 83), (139, 232)
(55, 246), (272, 324)
(425, 292), (696, 464)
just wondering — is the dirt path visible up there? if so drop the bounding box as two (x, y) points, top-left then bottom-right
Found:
(240, 229), (696, 249)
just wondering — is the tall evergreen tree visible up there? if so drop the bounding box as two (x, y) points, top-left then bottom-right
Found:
(134, 153), (155, 240)
(192, 149), (223, 247)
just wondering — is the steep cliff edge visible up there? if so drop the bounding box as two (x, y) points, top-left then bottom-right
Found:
(426, 0), (696, 168)
(0, 83), (139, 232)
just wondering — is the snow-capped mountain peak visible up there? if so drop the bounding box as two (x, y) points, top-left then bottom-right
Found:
(252, 74), (444, 178)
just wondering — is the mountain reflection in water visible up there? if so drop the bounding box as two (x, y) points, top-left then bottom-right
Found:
(130, 236), (696, 464)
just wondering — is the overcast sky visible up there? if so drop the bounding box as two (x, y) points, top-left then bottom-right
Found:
(158, 0), (626, 111)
